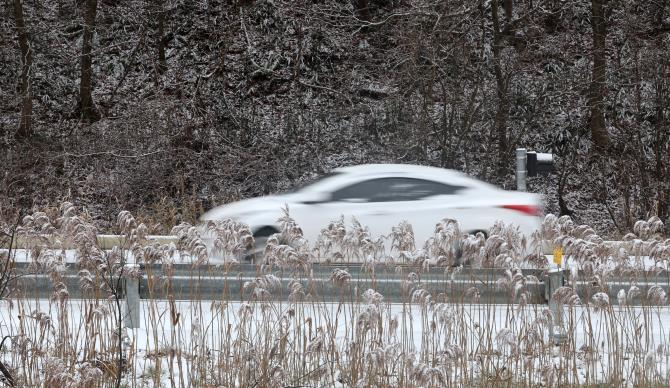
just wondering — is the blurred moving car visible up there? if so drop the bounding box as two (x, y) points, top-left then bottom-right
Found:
(200, 164), (542, 259)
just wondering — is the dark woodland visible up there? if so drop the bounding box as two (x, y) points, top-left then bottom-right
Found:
(1, 0), (669, 235)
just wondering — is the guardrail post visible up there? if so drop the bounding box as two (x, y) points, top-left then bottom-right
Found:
(122, 264), (140, 329)
(546, 268), (566, 344)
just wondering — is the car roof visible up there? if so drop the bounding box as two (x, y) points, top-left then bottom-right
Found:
(334, 163), (468, 178)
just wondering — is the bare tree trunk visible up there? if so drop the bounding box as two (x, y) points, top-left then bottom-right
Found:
(557, 165), (574, 218)
(293, 21), (303, 80)
(503, 0), (513, 22)
(79, 0), (99, 122)
(355, 0), (371, 22)
(653, 68), (669, 222)
(588, 0), (611, 147)
(155, 0), (167, 74)
(650, 0), (665, 28)
(13, 0), (32, 139)
(491, 0), (510, 177)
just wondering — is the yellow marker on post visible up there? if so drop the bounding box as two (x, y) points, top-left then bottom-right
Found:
(553, 247), (563, 266)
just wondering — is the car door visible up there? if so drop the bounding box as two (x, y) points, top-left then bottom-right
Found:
(361, 177), (467, 249)
(326, 178), (399, 241)
(325, 177), (466, 251)
(288, 179), (385, 251)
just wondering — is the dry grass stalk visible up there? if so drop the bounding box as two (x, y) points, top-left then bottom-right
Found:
(2, 207), (670, 386)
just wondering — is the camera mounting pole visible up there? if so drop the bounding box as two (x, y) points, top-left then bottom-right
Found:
(516, 148), (555, 191)
(516, 148), (527, 191)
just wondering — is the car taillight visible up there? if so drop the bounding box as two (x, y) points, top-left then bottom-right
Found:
(501, 204), (540, 216)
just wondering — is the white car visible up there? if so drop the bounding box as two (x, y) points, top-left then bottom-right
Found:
(200, 164), (542, 260)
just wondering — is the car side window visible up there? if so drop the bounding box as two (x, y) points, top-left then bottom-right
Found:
(331, 178), (464, 202)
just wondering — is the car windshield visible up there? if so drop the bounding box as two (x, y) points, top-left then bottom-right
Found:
(283, 172), (342, 193)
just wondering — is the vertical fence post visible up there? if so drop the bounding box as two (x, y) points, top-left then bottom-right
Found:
(516, 148), (527, 191)
(123, 264), (140, 329)
(546, 268), (566, 344)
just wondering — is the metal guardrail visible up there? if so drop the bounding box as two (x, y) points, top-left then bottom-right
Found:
(5, 234), (177, 250)
(11, 262), (547, 301)
(4, 234), (633, 255)
(3, 234), (661, 338)
(9, 261), (670, 332)
(12, 264), (666, 303)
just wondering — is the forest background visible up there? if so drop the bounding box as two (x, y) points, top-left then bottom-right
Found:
(1, 0), (669, 236)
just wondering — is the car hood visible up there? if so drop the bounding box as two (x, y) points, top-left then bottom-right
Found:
(199, 195), (291, 221)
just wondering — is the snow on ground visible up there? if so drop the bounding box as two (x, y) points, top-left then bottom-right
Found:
(2, 298), (670, 386)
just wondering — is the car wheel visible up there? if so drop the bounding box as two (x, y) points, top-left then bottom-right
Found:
(457, 230), (488, 266)
(247, 226), (279, 264)
(469, 230), (488, 239)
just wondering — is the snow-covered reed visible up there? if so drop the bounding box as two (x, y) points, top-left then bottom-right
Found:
(1, 205), (670, 387)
